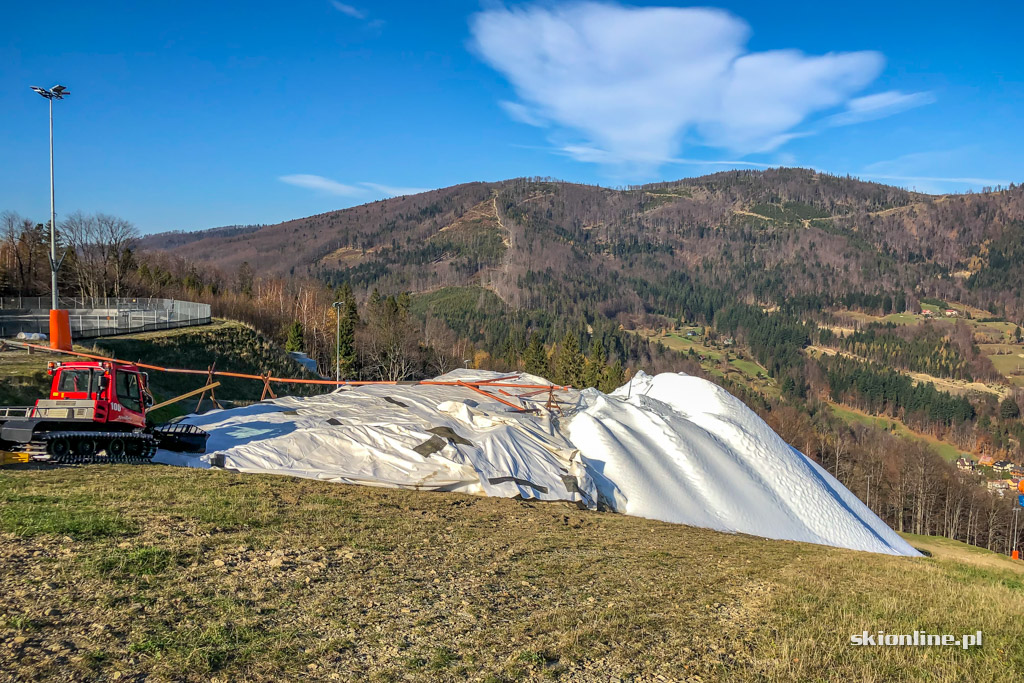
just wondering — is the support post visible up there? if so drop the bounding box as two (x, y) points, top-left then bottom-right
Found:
(195, 363), (221, 411)
(260, 373), (277, 401)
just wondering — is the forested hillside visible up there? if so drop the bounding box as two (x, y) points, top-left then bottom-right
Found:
(137, 168), (1024, 318)
(6, 168), (1024, 556)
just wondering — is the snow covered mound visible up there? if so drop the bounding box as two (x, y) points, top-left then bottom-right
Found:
(569, 372), (918, 556)
(156, 369), (919, 557)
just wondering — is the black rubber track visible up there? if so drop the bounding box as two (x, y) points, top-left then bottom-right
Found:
(28, 431), (158, 464)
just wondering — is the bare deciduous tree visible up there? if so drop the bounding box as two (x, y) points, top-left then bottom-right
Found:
(1, 211), (49, 297)
(61, 212), (139, 300)
(359, 293), (422, 381)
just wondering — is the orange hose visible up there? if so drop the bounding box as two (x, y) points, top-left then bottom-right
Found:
(7, 341), (569, 395)
(455, 380), (525, 411)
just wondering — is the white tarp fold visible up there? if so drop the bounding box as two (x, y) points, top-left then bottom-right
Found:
(156, 371), (596, 505)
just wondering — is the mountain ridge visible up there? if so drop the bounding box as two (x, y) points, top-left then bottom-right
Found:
(138, 168), (1024, 318)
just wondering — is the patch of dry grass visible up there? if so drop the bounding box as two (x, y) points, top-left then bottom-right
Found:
(0, 466), (1022, 681)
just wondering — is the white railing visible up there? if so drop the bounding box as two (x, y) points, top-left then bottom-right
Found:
(0, 297), (211, 340)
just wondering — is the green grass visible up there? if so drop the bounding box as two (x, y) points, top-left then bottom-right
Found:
(983, 347), (1024, 376)
(0, 466), (1022, 681)
(639, 329), (778, 400)
(730, 357), (766, 378)
(829, 404), (963, 462)
(93, 546), (176, 576)
(880, 312), (923, 325)
(660, 334), (768, 379)
(0, 487), (137, 540)
(0, 348), (74, 405)
(900, 533), (1024, 574)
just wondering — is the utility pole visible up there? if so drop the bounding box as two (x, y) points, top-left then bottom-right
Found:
(31, 85), (70, 310)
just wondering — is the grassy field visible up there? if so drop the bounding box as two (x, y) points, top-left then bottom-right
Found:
(0, 347), (80, 406)
(638, 329), (777, 396)
(835, 308), (1015, 340)
(981, 344), (1024, 387)
(840, 310), (923, 327)
(828, 404), (964, 462)
(1, 465), (1022, 682)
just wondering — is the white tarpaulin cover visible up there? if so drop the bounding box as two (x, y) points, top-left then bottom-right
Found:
(156, 369), (918, 556)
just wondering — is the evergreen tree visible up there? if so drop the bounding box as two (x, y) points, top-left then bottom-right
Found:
(583, 337), (607, 389)
(555, 332), (585, 387)
(236, 261), (254, 296)
(368, 287), (382, 309)
(523, 333), (549, 377)
(1015, 325), (1022, 343)
(396, 291), (411, 313)
(285, 321), (304, 352)
(340, 282), (357, 319)
(1000, 396), (1020, 420)
(600, 359), (625, 393)
(336, 283), (358, 378)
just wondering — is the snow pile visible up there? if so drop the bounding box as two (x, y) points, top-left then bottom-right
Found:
(156, 369), (918, 556)
(570, 373), (918, 556)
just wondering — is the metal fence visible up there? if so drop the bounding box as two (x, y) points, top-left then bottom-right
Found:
(0, 297), (211, 340)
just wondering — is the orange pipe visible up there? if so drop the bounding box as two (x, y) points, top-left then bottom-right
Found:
(455, 380), (525, 411)
(9, 340), (566, 393)
(471, 374), (520, 384)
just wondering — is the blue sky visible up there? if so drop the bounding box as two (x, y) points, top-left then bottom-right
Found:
(2, 1), (1021, 234)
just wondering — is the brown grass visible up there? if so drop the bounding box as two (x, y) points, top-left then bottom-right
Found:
(1, 465), (1022, 682)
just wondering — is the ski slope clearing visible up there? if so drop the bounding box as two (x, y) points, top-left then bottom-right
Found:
(156, 370), (918, 557)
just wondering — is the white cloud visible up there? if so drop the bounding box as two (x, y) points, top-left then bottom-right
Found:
(359, 182), (429, 197)
(500, 101), (547, 127)
(470, 3), (898, 166)
(279, 174), (362, 196)
(330, 1), (365, 19)
(279, 175), (429, 198)
(827, 90), (935, 127)
(553, 145), (779, 168)
(860, 149), (1009, 193)
(859, 173), (1010, 190)
(669, 157), (778, 168)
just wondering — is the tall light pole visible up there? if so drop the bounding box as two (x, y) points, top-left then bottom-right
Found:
(31, 84), (70, 310)
(332, 301), (344, 385)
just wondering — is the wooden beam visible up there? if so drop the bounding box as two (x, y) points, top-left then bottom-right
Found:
(149, 382), (221, 412)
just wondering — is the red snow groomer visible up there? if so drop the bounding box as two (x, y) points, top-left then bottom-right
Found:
(0, 360), (208, 463)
